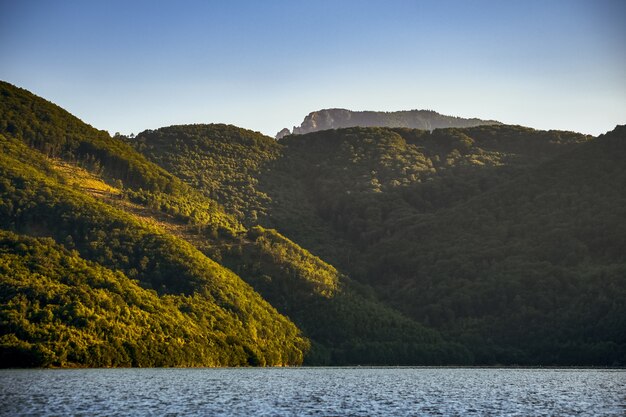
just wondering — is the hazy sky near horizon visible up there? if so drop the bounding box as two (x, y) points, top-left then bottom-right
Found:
(1, 0), (624, 137)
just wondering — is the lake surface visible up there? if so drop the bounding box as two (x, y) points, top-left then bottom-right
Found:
(0, 367), (624, 416)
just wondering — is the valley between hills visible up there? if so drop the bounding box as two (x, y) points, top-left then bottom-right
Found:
(1, 80), (624, 367)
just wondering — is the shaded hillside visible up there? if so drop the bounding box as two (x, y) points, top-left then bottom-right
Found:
(277, 108), (501, 138)
(368, 126), (626, 364)
(265, 125), (590, 273)
(132, 121), (626, 365)
(272, 125), (624, 364)
(130, 124), (469, 365)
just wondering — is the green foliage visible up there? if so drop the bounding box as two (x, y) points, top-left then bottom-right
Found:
(2, 80), (623, 366)
(0, 81), (242, 235)
(0, 81), (170, 192)
(274, 125), (589, 253)
(129, 125), (471, 365)
(261, 124), (624, 365)
(0, 231), (306, 367)
(0, 132), (307, 368)
(243, 226), (339, 298)
(216, 226), (468, 365)
(128, 124), (281, 224)
(367, 126), (626, 365)
(132, 120), (624, 365)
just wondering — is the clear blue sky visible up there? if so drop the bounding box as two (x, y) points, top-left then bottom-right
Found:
(1, 0), (624, 136)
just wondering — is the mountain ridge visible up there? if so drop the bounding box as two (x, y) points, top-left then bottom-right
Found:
(276, 108), (502, 138)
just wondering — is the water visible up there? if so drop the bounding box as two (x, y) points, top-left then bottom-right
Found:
(0, 367), (624, 416)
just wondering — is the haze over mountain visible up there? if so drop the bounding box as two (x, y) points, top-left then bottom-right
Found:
(1, 80), (624, 367)
(276, 109), (502, 139)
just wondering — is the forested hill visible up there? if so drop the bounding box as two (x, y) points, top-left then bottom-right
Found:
(1, 80), (624, 367)
(0, 81), (464, 367)
(277, 125), (625, 365)
(276, 108), (501, 138)
(365, 125), (626, 364)
(0, 81), (307, 367)
(129, 124), (470, 365)
(131, 121), (625, 366)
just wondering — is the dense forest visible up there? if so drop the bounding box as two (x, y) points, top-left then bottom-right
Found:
(112, 124), (471, 365)
(0, 82), (306, 367)
(0, 136), (308, 367)
(1, 80), (624, 367)
(0, 82), (465, 367)
(131, 120), (625, 366)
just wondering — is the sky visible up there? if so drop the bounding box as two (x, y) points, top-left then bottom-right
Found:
(1, 0), (625, 137)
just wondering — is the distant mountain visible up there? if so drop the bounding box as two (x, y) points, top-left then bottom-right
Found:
(276, 108), (501, 138)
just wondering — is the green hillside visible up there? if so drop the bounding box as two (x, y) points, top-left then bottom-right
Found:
(0, 82), (307, 366)
(0, 132), (308, 367)
(1, 230), (296, 367)
(263, 125), (590, 276)
(1, 81), (464, 367)
(276, 126), (624, 365)
(276, 125), (624, 365)
(0, 81), (241, 233)
(272, 125), (589, 249)
(129, 124), (281, 224)
(2, 80), (623, 366)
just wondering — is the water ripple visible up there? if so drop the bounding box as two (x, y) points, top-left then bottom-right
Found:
(0, 368), (624, 416)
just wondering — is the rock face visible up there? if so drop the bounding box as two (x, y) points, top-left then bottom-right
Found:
(275, 127), (291, 140)
(278, 108), (501, 138)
